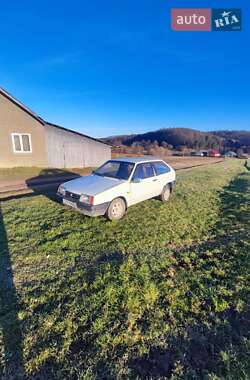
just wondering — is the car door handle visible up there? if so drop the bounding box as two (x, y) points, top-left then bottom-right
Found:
(153, 178), (158, 182)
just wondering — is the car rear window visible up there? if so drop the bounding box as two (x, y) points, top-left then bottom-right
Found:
(153, 161), (170, 175)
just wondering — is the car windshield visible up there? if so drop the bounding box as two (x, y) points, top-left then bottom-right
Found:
(94, 160), (134, 180)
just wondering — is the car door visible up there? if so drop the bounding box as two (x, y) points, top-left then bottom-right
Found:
(151, 161), (172, 195)
(128, 162), (157, 205)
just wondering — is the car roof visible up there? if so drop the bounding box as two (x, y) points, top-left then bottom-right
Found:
(111, 156), (164, 164)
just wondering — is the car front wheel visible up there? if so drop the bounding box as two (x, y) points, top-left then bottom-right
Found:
(106, 197), (126, 221)
(160, 184), (171, 202)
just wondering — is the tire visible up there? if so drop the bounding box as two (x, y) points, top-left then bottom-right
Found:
(160, 184), (171, 202)
(105, 197), (126, 221)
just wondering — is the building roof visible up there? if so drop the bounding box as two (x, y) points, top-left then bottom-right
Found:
(0, 87), (111, 147)
(111, 156), (165, 164)
(0, 87), (45, 125)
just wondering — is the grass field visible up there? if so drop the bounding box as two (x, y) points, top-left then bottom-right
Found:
(0, 160), (249, 379)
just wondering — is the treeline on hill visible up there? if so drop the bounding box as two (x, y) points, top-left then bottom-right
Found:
(211, 130), (250, 150)
(103, 128), (250, 155)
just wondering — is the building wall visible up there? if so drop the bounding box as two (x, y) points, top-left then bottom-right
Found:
(45, 124), (111, 168)
(0, 93), (48, 168)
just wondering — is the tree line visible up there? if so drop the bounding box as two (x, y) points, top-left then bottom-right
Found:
(103, 128), (250, 154)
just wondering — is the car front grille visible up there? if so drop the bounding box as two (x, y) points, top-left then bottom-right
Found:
(65, 191), (80, 202)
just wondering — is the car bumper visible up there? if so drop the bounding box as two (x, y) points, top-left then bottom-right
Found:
(57, 193), (110, 217)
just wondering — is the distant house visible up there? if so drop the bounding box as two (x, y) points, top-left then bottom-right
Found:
(225, 151), (237, 158)
(0, 87), (111, 168)
(208, 149), (221, 157)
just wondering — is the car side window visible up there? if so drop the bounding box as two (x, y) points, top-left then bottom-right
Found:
(143, 163), (154, 178)
(153, 161), (170, 176)
(132, 164), (144, 180)
(132, 163), (155, 180)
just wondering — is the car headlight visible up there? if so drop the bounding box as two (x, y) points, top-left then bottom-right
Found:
(79, 194), (94, 205)
(57, 185), (66, 196)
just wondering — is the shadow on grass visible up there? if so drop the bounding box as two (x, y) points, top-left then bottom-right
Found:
(29, 169), (249, 379)
(1, 168), (81, 203)
(0, 204), (25, 379)
(128, 170), (250, 378)
(26, 168), (81, 194)
(244, 159), (250, 172)
(17, 167), (249, 379)
(26, 168), (81, 205)
(18, 251), (125, 380)
(1, 166), (249, 379)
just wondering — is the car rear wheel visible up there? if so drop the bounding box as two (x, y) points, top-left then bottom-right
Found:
(160, 184), (171, 202)
(106, 197), (126, 221)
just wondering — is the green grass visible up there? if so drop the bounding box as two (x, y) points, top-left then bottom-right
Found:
(0, 160), (249, 379)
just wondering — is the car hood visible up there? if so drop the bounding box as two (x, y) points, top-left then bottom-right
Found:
(62, 174), (125, 196)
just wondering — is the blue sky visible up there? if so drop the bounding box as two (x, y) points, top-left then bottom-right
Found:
(0, 0), (249, 137)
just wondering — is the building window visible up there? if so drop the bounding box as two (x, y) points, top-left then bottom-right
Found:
(11, 133), (32, 153)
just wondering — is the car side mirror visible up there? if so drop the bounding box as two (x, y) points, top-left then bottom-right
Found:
(132, 178), (142, 183)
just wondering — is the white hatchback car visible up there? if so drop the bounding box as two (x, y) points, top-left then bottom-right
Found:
(57, 157), (176, 220)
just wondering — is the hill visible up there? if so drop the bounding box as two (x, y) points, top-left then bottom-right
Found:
(211, 130), (250, 152)
(103, 128), (250, 153)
